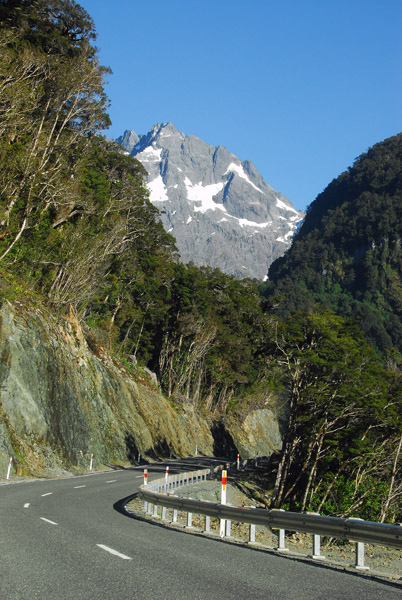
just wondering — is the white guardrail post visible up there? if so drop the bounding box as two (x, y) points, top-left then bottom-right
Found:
(349, 518), (370, 570)
(6, 456), (12, 480)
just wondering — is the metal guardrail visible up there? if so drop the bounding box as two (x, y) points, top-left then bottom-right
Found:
(137, 465), (402, 570)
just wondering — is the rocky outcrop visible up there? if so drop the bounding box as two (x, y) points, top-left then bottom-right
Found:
(0, 301), (213, 477)
(228, 409), (282, 459)
(0, 301), (282, 477)
(117, 123), (304, 280)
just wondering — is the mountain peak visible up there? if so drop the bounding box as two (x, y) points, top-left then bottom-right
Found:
(117, 123), (304, 279)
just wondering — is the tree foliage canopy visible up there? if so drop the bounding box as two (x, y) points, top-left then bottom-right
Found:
(267, 133), (402, 353)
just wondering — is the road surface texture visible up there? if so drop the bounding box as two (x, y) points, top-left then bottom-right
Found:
(0, 457), (400, 599)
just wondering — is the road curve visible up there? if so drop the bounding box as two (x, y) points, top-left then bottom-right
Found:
(0, 457), (400, 600)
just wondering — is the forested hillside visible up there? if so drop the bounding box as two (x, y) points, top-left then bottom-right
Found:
(0, 0), (401, 524)
(266, 133), (402, 353)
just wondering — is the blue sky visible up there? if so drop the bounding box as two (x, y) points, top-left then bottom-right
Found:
(79, 0), (401, 211)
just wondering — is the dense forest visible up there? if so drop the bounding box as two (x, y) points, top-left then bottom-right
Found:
(266, 132), (402, 354)
(0, 0), (401, 523)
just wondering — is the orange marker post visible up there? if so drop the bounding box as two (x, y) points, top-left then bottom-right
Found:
(220, 470), (227, 537)
(144, 468), (148, 486)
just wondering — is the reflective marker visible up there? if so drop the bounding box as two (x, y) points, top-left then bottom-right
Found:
(6, 457), (12, 480)
(220, 470), (227, 538)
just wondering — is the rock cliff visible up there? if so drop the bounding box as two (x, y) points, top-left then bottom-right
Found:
(0, 301), (281, 477)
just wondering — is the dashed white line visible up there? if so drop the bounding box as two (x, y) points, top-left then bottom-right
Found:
(40, 517), (58, 526)
(41, 492), (53, 497)
(74, 485), (86, 489)
(96, 544), (132, 560)
(105, 480), (116, 484)
(24, 503), (30, 508)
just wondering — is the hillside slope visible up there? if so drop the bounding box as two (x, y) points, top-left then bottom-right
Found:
(267, 132), (402, 352)
(0, 300), (282, 477)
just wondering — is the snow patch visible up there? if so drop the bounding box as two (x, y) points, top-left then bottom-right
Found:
(184, 177), (226, 213)
(148, 175), (169, 203)
(225, 163), (263, 193)
(276, 229), (294, 243)
(236, 218), (272, 229)
(276, 197), (299, 214)
(186, 216), (193, 224)
(138, 146), (162, 161)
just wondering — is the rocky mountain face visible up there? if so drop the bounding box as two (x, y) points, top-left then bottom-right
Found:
(117, 123), (303, 280)
(0, 301), (281, 478)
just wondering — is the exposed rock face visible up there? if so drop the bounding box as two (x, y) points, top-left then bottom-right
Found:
(0, 302), (213, 476)
(0, 302), (282, 476)
(229, 409), (282, 459)
(117, 123), (304, 280)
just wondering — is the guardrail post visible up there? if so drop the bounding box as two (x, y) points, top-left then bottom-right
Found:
(275, 511), (288, 552)
(204, 515), (211, 533)
(186, 510), (193, 529)
(277, 528), (287, 551)
(6, 457), (12, 480)
(153, 503), (159, 518)
(355, 542), (369, 570)
(172, 508), (178, 523)
(349, 518), (370, 570)
(219, 470), (227, 538)
(306, 513), (326, 560)
(312, 534), (325, 560)
(249, 523), (256, 544)
(226, 519), (231, 537)
(162, 506), (167, 520)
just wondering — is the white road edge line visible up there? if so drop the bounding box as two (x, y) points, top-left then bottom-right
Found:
(41, 492), (53, 497)
(96, 544), (132, 560)
(40, 517), (58, 525)
(74, 485), (86, 489)
(24, 503), (30, 508)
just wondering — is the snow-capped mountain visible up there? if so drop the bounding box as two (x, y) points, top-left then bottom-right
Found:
(117, 123), (303, 280)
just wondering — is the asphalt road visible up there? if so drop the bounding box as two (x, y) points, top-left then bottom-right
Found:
(0, 457), (400, 600)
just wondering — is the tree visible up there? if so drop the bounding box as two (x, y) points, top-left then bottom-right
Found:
(0, 0), (111, 261)
(270, 310), (397, 520)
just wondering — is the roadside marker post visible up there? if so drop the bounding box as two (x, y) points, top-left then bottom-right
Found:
(138, 452), (141, 464)
(89, 454), (94, 471)
(165, 466), (169, 490)
(143, 469), (148, 510)
(6, 457), (12, 480)
(219, 470), (227, 537)
(237, 454), (240, 470)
